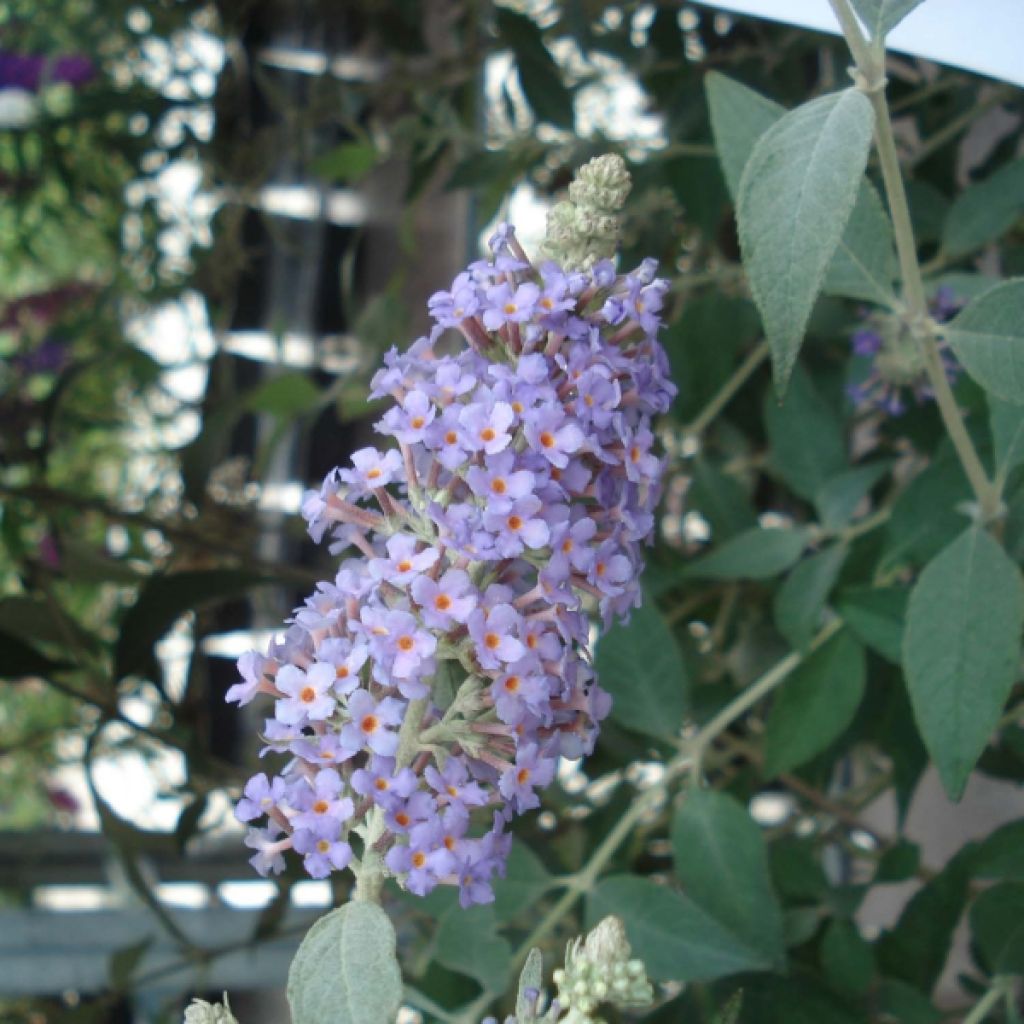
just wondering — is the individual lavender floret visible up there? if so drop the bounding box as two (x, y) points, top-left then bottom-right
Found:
(226, 183), (676, 908)
(847, 287), (964, 415)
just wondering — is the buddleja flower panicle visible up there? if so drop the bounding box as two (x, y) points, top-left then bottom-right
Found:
(227, 210), (676, 907)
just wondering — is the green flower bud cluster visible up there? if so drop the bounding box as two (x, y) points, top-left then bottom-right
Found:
(552, 916), (653, 1024)
(539, 154), (632, 270)
(183, 995), (238, 1024)
(485, 917), (653, 1024)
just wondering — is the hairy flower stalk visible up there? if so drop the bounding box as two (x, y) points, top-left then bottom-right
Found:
(227, 155), (676, 907)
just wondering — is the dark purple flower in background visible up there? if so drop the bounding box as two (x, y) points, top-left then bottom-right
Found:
(0, 52), (96, 93)
(847, 287), (964, 416)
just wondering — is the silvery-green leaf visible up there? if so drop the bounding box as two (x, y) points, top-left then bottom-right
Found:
(823, 182), (897, 305)
(287, 903), (402, 1024)
(705, 72), (784, 200)
(850, 0), (927, 38)
(902, 527), (1024, 800)
(945, 280), (1024, 404)
(737, 89), (875, 391)
(516, 948), (544, 1021)
(989, 395), (1024, 485)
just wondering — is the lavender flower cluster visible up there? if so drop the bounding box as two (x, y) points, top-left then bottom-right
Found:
(227, 223), (675, 907)
(848, 286), (963, 416)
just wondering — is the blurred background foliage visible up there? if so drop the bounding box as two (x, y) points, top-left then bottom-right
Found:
(1, 0), (1023, 1022)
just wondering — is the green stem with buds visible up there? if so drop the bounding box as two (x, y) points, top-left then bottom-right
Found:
(827, 0), (1002, 525)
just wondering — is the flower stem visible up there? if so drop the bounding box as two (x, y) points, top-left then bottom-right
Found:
(689, 617), (843, 781)
(683, 340), (769, 437)
(827, 0), (1001, 524)
(962, 977), (1013, 1024)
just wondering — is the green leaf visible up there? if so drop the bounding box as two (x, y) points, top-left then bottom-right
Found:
(495, 8), (574, 129)
(877, 854), (969, 990)
(312, 141), (377, 183)
(970, 882), (1024, 974)
(814, 461), (892, 531)
(705, 72), (784, 200)
(435, 904), (511, 993)
(875, 978), (942, 1024)
(969, 820), (1024, 881)
(823, 182), (898, 305)
(820, 919), (874, 997)
(115, 570), (272, 683)
(287, 902), (402, 1024)
(491, 841), (555, 923)
(945, 279), (1024, 404)
(876, 839), (921, 883)
(587, 875), (775, 982)
(516, 949), (543, 1021)
(764, 366), (847, 501)
(595, 594), (688, 740)
(883, 452), (972, 568)
(763, 630), (867, 775)
(706, 73), (891, 312)
(663, 294), (761, 423)
(774, 544), (848, 650)
(737, 88), (875, 391)
(850, 0), (927, 37)
(685, 527), (808, 581)
(108, 938), (152, 991)
(244, 372), (321, 417)
(990, 394), (1024, 484)
(903, 526), (1024, 800)
(688, 457), (758, 541)
(943, 158), (1024, 258)
(672, 789), (786, 969)
(0, 629), (70, 680)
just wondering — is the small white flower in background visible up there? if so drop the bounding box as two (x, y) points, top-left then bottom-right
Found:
(0, 88), (39, 128)
(183, 994), (238, 1024)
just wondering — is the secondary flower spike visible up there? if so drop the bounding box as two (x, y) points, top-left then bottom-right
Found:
(227, 155), (676, 906)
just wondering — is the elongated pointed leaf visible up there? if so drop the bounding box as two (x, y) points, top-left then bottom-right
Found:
(990, 395), (1024, 484)
(943, 158), (1024, 258)
(774, 544), (848, 650)
(435, 904), (510, 993)
(902, 527), (1024, 800)
(763, 630), (866, 775)
(516, 949), (544, 1021)
(850, 0), (927, 38)
(596, 595), (688, 740)
(737, 89), (875, 391)
(672, 790), (786, 969)
(287, 902), (402, 1024)
(587, 876), (775, 982)
(945, 280), (1024, 404)
(495, 8), (574, 129)
(706, 74), (895, 308)
(822, 182), (898, 305)
(686, 527), (808, 581)
(705, 72), (784, 200)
